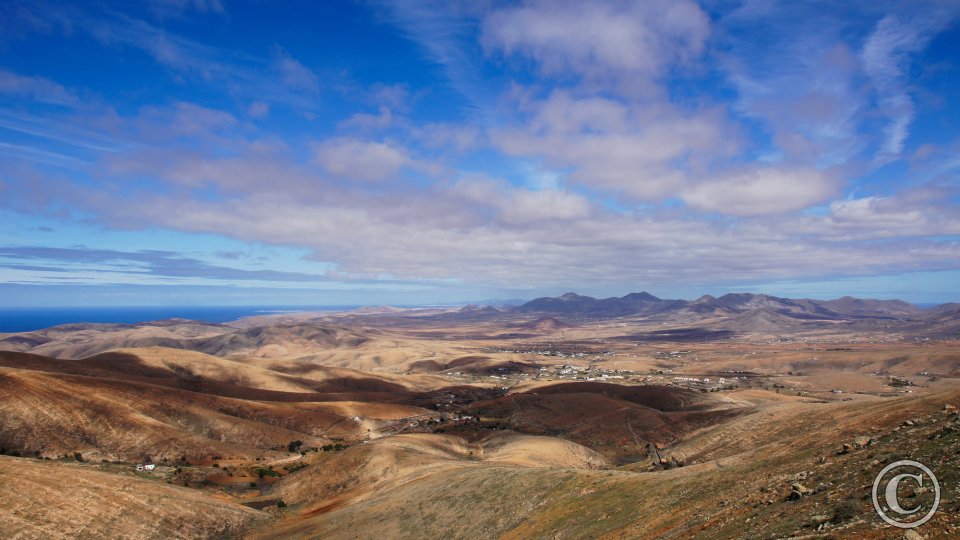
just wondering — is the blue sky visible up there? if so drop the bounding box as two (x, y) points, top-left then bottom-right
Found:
(1, 0), (959, 306)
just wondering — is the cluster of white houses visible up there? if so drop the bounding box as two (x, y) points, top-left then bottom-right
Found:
(672, 376), (729, 388)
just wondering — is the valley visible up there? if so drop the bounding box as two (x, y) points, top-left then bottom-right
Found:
(1, 292), (958, 539)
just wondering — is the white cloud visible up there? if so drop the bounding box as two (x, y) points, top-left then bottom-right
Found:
(339, 107), (393, 131)
(482, 0), (709, 91)
(272, 47), (320, 93)
(682, 167), (837, 216)
(312, 137), (413, 182)
(819, 189), (960, 239)
(247, 101), (269, 118)
(413, 123), (482, 152)
(5, 5), (326, 111)
(0, 70), (78, 105)
(367, 83), (411, 112)
(829, 196), (922, 225)
(501, 188), (590, 224)
(452, 177), (590, 224)
(10, 117), (960, 289)
(861, 16), (928, 160)
(377, 0), (495, 110)
(81, 187), (960, 287)
(6, 0), (960, 296)
(716, 6), (867, 168)
(147, 0), (225, 18)
(492, 91), (738, 200)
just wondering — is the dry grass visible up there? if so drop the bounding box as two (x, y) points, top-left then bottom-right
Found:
(0, 456), (267, 539)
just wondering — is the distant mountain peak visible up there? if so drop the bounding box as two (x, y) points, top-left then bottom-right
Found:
(458, 304), (501, 315)
(719, 292), (755, 300)
(519, 316), (574, 332)
(622, 291), (660, 301)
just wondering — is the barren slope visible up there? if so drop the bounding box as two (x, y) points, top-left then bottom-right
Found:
(0, 367), (351, 461)
(252, 387), (960, 539)
(0, 456), (267, 540)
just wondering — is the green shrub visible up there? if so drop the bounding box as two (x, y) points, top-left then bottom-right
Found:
(256, 467), (280, 478)
(286, 462), (308, 473)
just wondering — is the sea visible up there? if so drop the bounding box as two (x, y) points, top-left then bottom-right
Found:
(0, 306), (360, 333)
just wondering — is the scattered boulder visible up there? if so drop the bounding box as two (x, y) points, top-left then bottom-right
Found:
(944, 404), (955, 412)
(853, 436), (873, 448)
(904, 529), (924, 540)
(788, 482), (813, 500)
(810, 514), (830, 525)
(814, 482), (832, 494)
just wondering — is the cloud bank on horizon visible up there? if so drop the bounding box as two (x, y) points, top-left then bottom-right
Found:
(0, 0), (958, 305)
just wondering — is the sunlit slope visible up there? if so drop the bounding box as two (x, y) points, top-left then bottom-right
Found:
(253, 387), (960, 539)
(0, 366), (344, 461)
(0, 456), (267, 540)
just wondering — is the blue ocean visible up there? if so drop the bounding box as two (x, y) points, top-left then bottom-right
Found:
(0, 306), (358, 333)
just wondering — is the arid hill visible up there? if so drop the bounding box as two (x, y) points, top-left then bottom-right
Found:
(1, 297), (958, 538)
(516, 316), (573, 332)
(0, 347), (451, 462)
(0, 456), (268, 539)
(247, 386), (960, 540)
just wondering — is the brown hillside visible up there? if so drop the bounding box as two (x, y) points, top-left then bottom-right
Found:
(0, 456), (267, 539)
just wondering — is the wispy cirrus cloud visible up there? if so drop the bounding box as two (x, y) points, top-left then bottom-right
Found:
(372, 0), (497, 114)
(1, 1), (323, 111)
(861, 11), (957, 161)
(0, 245), (421, 286)
(0, 69), (79, 105)
(145, 0), (225, 19)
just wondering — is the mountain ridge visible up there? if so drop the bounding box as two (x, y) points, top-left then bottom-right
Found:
(515, 291), (944, 321)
